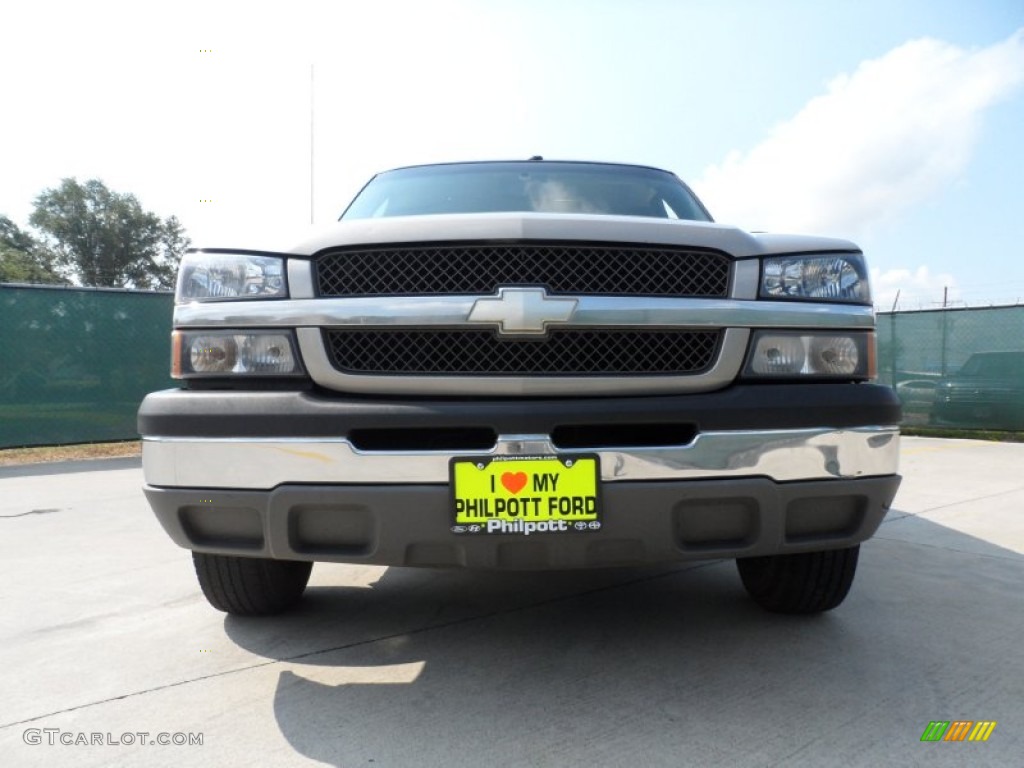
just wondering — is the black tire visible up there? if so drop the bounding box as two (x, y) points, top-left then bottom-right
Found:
(736, 545), (859, 614)
(192, 552), (312, 616)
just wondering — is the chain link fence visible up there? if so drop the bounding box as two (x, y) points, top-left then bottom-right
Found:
(0, 284), (174, 448)
(3, 287), (1022, 447)
(877, 306), (1024, 430)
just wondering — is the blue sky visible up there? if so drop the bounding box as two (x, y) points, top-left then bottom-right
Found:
(3, 0), (1023, 309)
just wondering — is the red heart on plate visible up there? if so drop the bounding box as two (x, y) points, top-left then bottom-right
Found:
(501, 471), (528, 494)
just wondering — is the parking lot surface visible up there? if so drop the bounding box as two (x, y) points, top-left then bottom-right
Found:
(1, 437), (1022, 767)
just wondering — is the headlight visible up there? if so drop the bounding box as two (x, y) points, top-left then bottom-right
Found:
(761, 253), (870, 304)
(744, 331), (874, 379)
(176, 252), (286, 303)
(172, 330), (303, 377)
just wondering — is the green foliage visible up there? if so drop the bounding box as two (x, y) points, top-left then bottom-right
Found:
(29, 179), (190, 289)
(0, 215), (66, 284)
(0, 215), (36, 252)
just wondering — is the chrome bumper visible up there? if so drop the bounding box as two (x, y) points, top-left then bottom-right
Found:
(142, 426), (900, 489)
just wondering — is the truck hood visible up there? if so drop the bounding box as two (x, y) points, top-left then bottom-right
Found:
(192, 213), (859, 259)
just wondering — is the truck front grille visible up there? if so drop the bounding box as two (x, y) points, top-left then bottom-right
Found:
(323, 329), (722, 376)
(315, 242), (730, 297)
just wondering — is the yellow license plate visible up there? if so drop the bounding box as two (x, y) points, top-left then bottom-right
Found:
(450, 455), (601, 535)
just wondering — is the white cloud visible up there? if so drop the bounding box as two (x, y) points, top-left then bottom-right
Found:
(694, 29), (1024, 239)
(871, 266), (959, 311)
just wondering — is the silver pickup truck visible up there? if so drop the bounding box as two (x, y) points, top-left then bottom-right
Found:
(138, 159), (901, 616)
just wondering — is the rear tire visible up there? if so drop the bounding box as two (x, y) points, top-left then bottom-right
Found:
(736, 545), (859, 614)
(192, 552), (312, 615)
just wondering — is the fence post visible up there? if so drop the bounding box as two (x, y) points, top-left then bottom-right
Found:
(890, 312), (898, 386)
(940, 310), (949, 376)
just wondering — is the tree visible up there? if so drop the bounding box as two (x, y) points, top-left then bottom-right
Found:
(29, 179), (190, 289)
(0, 215), (66, 284)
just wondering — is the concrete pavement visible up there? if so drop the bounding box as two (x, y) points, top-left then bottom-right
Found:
(1, 437), (1022, 767)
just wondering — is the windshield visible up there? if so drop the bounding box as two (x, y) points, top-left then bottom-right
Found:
(340, 162), (713, 221)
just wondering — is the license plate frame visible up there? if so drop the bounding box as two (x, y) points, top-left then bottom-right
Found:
(449, 454), (601, 535)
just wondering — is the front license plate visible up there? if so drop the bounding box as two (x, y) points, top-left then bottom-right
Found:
(450, 455), (601, 535)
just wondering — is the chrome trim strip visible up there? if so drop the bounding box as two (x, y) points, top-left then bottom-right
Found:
(173, 295), (874, 330)
(297, 327), (749, 395)
(142, 427), (900, 490)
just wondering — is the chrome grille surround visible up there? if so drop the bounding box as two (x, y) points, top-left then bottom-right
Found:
(173, 257), (877, 396)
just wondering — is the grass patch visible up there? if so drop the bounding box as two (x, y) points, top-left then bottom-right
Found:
(0, 441), (141, 466)
(900, 426), (1024, 443)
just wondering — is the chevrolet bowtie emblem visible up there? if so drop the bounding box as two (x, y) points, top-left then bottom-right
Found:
(468, 287), (578, 335)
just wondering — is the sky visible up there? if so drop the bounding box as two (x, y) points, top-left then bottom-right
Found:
(3, 0), (1023, 310)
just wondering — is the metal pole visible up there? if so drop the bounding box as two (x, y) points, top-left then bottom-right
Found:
(941, 308), (949, 377)
(890, 308), (898, 387)
(310, 63), (315, 225)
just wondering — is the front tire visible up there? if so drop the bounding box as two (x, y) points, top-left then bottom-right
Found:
(736, 545), (859, 614)
(192, 552), (312, 615)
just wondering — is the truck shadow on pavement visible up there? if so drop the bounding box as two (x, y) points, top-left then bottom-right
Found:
(222, 515), (1024, 767)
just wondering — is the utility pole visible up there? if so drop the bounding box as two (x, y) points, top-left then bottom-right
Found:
(310, 63), (315, 225)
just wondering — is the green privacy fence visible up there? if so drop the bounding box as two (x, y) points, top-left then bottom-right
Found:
(0, 284), (175, 448)
(877, 306), (1024, 431)
(2, 287), (1022, 447)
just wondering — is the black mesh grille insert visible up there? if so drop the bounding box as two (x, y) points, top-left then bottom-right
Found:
(315, 242), (730, 297)
(323, 329), (721, 376)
